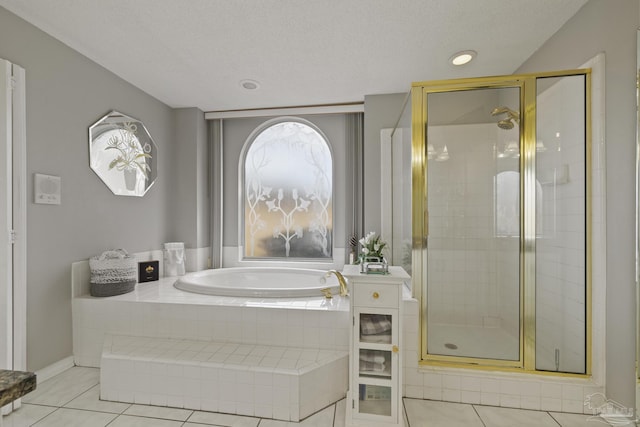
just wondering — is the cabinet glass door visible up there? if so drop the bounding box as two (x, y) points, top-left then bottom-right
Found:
(359, 313), (393, 344)
(357, 384), (393, 416)
(355, 308), (398, 421)
(359, 349), (392, 378)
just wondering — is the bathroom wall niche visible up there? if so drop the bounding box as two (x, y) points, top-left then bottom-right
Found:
(89, 110), (157, 196)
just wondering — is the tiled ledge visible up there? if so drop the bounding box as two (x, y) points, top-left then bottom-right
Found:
(100, 334), (348, 421)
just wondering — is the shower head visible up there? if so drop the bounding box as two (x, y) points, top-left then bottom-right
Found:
(491, 106), (520, 130)
(497, 119), (515, 130)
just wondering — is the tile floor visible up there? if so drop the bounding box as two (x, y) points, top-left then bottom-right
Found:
(1, 367), (624, 426)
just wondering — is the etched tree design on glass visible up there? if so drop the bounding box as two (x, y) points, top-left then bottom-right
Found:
(303, 137), (332, 257)
(265, 188), (311, 257)
(245, 140), (273, 256)
(244, 121), (332, 258)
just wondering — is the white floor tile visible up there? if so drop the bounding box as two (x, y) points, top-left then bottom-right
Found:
(333, 399), (346, 427)
(475, 405), (559, 427)
(403, 400), (410, 426)
(259, 405), (335, 427)
(23, 367), (99, 407)
(31, 408), (116, 427)
(14, 364), (622, 427)
(108, 414), (184, 427)
(123, 404), (193, 421)
(257, 419), (294, 427)
(1, 404), (57, 427)
(550, 411), (622, 427)
(187, 411), (260, 426)
(63, 384), (131, 414)
(404, 398), (485, 427)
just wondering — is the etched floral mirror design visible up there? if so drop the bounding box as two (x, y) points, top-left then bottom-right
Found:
(89, 111), (157, 196)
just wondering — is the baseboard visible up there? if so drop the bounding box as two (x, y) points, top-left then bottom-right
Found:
(34, 355), (75, 383)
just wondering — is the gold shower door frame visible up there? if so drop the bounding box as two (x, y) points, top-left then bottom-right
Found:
(411, 70), (592, 376)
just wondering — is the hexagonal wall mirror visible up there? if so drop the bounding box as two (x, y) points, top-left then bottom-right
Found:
(89, 111), (157, 196)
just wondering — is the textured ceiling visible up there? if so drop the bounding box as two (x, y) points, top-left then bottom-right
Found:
(0, 0), (587, 111)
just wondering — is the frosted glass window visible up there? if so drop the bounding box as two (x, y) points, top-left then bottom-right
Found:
(243, 120), (333, 259)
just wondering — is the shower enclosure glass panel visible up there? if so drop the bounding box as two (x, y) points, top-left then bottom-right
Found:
(535, 75), (586, 374)
(413, 70), (590, 374)
(387, 95), (413, 274)
(425, 87), (521, 361)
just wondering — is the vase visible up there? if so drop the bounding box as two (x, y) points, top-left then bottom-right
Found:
(123, 167), (137, 191)
(359, 254), (388, 274)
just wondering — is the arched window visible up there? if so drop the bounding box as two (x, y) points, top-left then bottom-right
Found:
(242, 119), (333, 259)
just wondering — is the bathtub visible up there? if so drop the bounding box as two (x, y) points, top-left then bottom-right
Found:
(173, 267), (342, 298)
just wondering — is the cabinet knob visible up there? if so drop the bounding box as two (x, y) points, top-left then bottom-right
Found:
(372, 292), (379, 299)
(392, 345), (399, 353)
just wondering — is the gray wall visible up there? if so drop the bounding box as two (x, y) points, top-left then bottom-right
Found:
(516, 0), (638, 407)
(363, 93), (409, 233)
(0, 7), (175, 371)
(170, 108), (209, 249)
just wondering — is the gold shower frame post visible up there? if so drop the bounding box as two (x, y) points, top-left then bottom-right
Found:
(411, 69), (592, 377)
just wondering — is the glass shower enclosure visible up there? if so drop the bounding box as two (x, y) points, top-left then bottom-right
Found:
(393, 71), (591, 374)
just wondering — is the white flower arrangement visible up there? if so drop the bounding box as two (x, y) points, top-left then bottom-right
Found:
(359, 231), (387, 260)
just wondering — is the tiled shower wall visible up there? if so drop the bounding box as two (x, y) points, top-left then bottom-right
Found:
(427, 98), (587, 373)
(427, 124), (519, 338)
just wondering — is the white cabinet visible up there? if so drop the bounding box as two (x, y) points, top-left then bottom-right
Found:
(342, 265), (409, 427)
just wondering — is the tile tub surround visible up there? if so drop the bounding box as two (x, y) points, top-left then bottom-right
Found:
(100, 335), (348, 421)
(0, 370), (36, 407)
(72, 261), (350, 420)
(71, 261), (350, 368)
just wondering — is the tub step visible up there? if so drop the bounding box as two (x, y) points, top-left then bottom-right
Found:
(100, 334), (348, 421)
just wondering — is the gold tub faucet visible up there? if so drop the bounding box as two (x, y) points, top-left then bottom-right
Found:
(320, 288), (333, 299)
(326, 270), (349, 297)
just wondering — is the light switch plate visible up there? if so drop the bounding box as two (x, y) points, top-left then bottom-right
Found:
(34, 173), (61, 205)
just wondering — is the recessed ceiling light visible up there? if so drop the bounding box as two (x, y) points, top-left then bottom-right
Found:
(450, 50), (477, 66)
(240, 79), (260, 90)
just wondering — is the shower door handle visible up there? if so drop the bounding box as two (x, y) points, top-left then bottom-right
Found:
(424, 209), (429, 246)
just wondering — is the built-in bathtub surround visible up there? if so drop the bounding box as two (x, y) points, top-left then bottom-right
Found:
(185, 247), (211, 272)
(72, 263), (349, 367)
(71, 261), (350, 421)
